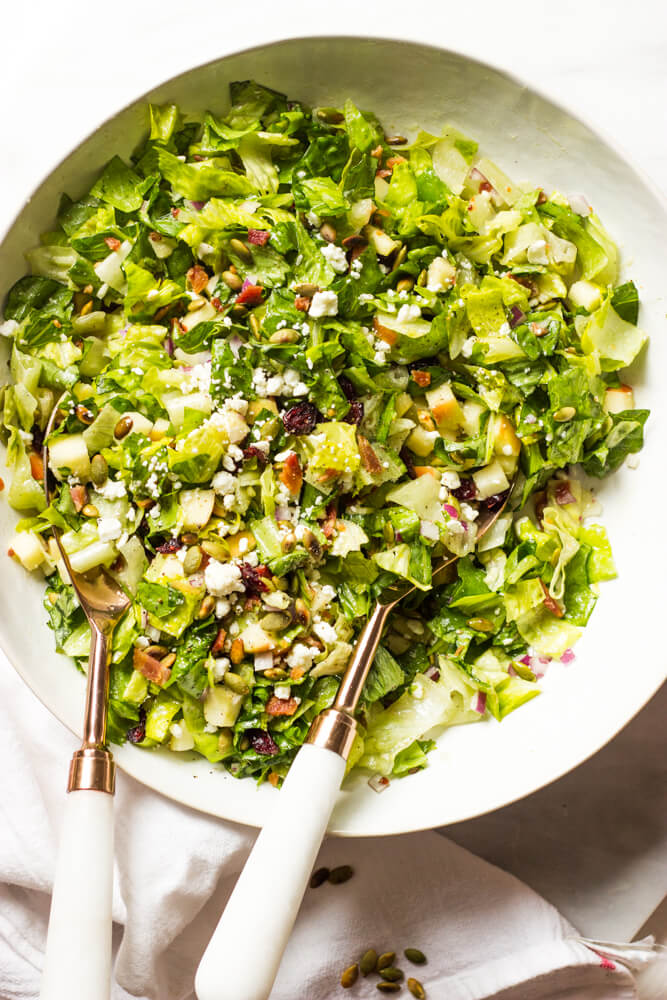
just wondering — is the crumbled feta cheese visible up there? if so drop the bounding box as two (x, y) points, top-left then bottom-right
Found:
(426, 256), (456, 292)
(0, 319), (19, 338)
(212, 471), (236, 495)
(215, 599), (231, 618)
(211, 656), (230, 681)
(97, 516), (123, 542)
(461, 337), (476, 358)
(286, 642), (316, 671)
(440, 471), (461, 489)
(274, 684), (291, 700)
(204, 559), (244, 597)
(397, 303), (421, 324)
(320, 243), (348, 273)
(305, 210), (320, 227)
(313, 619), (337, 645)
(309, 290), (338, 318)
(95, 478), (126, 499)
(145, 625), (161, 643)
(460, 502), (478, 521)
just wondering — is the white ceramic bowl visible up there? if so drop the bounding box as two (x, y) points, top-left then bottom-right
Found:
(1, 37), (664, 836)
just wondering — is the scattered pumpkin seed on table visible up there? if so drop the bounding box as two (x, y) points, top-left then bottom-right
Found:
(376, 983), (401, 994)
(328, 864), (354, 884)
(309, 866), (330, 888)
(360, 949), (378, 975)
(377, 951), (396, 972)
(407, 977), (426, 999)
(340, 964), (359, 989)
(404, 948), (427, 965)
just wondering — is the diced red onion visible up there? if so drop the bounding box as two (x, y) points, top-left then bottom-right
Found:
(519, 655), (532, 665)
(368, 774), (391, 794)
(443, 503), (458, 519)
(509, 305), (525, 328)
(568, 193), (591, 217)
(254, 651), (274, 672)
(560, 648), (576, 664)
(228, 334), (242, 357)
(274, 505), (291, 521)
(241, 277), (253, 292)
(473, 691), (487, 715)
(424, 665), (440, 682)
(508, 664), (518, 677)
(191, 201), (206, 210)
(554, 481), (576, 505)
(163, 334), (174, 357)
(247, 229), (271, 246)
(419, 519), (440, 541)
(188, 572), (205, 589)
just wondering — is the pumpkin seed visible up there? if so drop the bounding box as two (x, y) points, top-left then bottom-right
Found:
(317, 107), (344, 124)
(269, 328), (299, 344)
(90, 453), (108, 486)
(293, 282), (318, 298)
(391, 245), (407, 271)
(249, 313), (261, 337)
(145, 644), (168, 657)
(385, 134), (408, 146)
(259, 611), (291, 632)
(377, 984), (400, 994)
(229, 238), (252, 262)
(383, 522), (395, 544)
(218, 728), (233, 752)
(263, 667), (287, 680)
(380, 967), (404, 983)
(201, 538), (228, 561)
(319, 222), (337, 242)
(302, 529), (322, 559)
(180, 531), (198, 545)
(222, 269), (243, 291)
(340, 965), (359, 989)
(466, 617), (494, 633)
(328, 865), (354, 885)
(160, 652), (176, 669)
(229, 638), (245, 665)
(197, 595), (215, 619)
(417, 268), (428, 287)
(262, 589), (292, 610)
(75, 404), (95, 425)
(553, 406), (576, 422)
(82, 504), (99, 518)
(114, 414), (134, 439)
(360, 949), (378, 976)
(230, 303), (247, 319)
(223, 671), (249, 695)
(377, 952), (396, 972)
(182, 546), (202, 575)
(294, 598), (310, 626)
(309, 866), (330, 888)
(407, 977), (426, 999)
(404, 948), (427, 965)
(396, 277), (414, 293)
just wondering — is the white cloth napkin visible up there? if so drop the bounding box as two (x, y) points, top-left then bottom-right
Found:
(0, 660), (656, 1000)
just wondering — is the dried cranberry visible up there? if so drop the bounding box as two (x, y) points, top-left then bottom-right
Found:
(554, 481), (576, 506)
(451, 479), (478, 502)
(247, 729), (279, 756)
(247, 229), (271, 246)
(282, 401), (321, 435)
(243, 445), (268, 468)
(30, 423), (45, 452)
(156, 537), (181, 554)
(483, 489), (509, 512)
(343, 400), (364, 425)
(338, 376), (357, 401)
(400, 447), (417, 480)
(127, 708), (146, 745)
(240, 562), (270, 596)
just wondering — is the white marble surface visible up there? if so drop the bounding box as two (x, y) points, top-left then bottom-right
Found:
(0, 0), (665, 956)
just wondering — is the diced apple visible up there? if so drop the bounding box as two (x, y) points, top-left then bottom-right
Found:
(48, 433), (91, 482)
(461, 401), (485, 437)
(362, 224), (401, 257)
(426, 255), (457, 292)
(216, 410), (250, 445)
(425, 383), (463, 431)
(179, 299), (218, 331)
(239, 623), (276, 653)
(9, 532), (47, 571)
(164, 392), (212, 430)
(203, 686), (243, 728)
(169, 721), (195, 752)
(472, 460), (509, 500)
(394, 392), (413, 417)
(568, 280), (602, 312)
(405, 426), (439, 457)
(604, 385), (634, 414)
(124, 411), (154, 437)
(416, 407), (436, 432)
(492, 414), (521, 458)
(179, 488), (215, 530)
(227, 530), (257, 559)
(246, 398), (279, 424)
(149, 417), (171, 441)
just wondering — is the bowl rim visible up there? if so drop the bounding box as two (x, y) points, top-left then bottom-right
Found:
(2, 32), (666, 834)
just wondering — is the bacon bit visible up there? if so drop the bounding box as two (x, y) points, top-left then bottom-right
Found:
(136, 498), (155, 510)
(171, 207), (180, 218)
(372, 315), (398, 346)
(554, 481), (576, 506)
(69, 485), (88, 512)
(0, 477), (4, 492)
(540, 579), (564, 618)
(187, 265), (209, 293)
(266, 695), (299, 717)
(149, 231), (161, 242)
(267, 771), (280, 787)
(316, 468), (339, 485)
(7, 547), (15, 558)
(236, 283), (263, 306)
(294, 295), (311, 312)
(29, 452), (44, 482)
(375, 168), (392, 179)
(411, 370), (431, 388)
(370, 144), (384, 159)
(211, 296), (223, 312)
(386, 155), (407, 168)
(536, 189), (548, 205)
(322, 502), (338, 539)
(103, 236), (121, 252)
(211, 628), (227, 656)
(479, 180), (493, 193)
(357, 434), (383, 475)
(133, 647), (171, 685)
(279, 452), (303, 495)
(247, 229), (271, 246)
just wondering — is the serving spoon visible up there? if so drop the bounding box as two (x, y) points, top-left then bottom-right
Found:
(40, 403), (130, 1000)
(195, 485), (515, 1000)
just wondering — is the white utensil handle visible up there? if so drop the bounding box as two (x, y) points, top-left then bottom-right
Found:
(195, 743), (345, 1000)
(40, 789), (114, 1000)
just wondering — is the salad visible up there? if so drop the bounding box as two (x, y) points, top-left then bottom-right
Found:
(0, 81), (649, 786)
